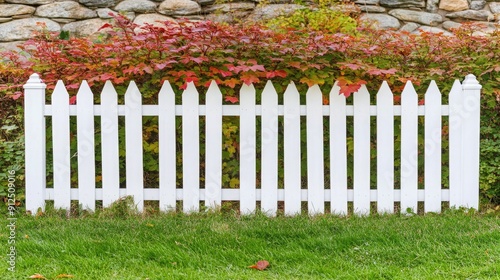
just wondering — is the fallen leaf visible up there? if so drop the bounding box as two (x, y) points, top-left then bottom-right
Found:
(55, 274), (74, 278)
(248, 260), (269, 271)
(28, 274), (46, 279)
(146, 223), (154, 227)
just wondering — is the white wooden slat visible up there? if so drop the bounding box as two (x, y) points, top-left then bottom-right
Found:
(158, 81), (177, 212)
(306, 85), (324, 214)
(77, 81), (96, 211)
(376, 82), (394, 213)
(182, 82), (200, 212)
(424, 81), (442, 213)
(261, 81), (279, 216)
(125, 81), (144, 211)
(447, 80), (463, 208)
(240, 84), (256, 214)
(52, 80), (71, 210)
(100, 81), (120, 207)
(329, 83), (348, 215)
(205, 81), (223, 209)
(400, 81), (418, 213)
(461, 74), (481, 209)
(283, 82), (301, 215)
(353, 85), (371, 215)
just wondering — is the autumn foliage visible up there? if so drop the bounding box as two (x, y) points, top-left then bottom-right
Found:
(1, 14), (500, 203)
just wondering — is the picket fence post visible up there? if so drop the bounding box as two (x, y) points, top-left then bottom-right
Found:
(460, 74), (481, 209)
(24, 73), (47, 214)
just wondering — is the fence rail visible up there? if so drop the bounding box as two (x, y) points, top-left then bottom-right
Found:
(24, 73), (481, 215)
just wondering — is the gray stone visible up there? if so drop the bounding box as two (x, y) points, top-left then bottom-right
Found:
(204, 2), (255, 13)
(359, 5), (386, 12)
(205, 11), (250, 23)
(51, 18), (76, 23)
(359, 13), (400, 29)
(442, 20), (462, 30)
(247, 4), (303, 21)
(399, 22), (419, 32)
(470, 0), (486, 10)
(79, 0), (117, 8)
(194, 0), (215, 5)
(446, 10), (493, 21)
(380, 0), (425, 9)
(439, 0), (468, 11)
(115, 0), (158, 13)
(0, 41), (23, 53)
(489, 2), (500, 14)
(0, 17), (60, 41)
(388, 9), (443, 25)
(426, 0), (438, 12)
(133, 13), (176, 27)
(0, 4), (35, 17)
(414, 26), (453, 36)
(35, 1), (97, 19)
(5, 0), (54, 4)
(158, 0), (201, 16)
(355, 0), (379, 4)
(253, 0), (293, 3)
(62, 18), (110, 37)
(96, 8), (134, 20)
(0, 17), (11, 22)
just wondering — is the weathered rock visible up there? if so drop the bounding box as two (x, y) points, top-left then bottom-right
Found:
(0, 4), (35, 17)
(380, 0), (425, 9)
(247, 4), (303, 21)
(399, 22), (419, 32)
(204, 2), (255, 13)
(52, 18), (76, 23)
(96, 8), (134, 20)
(0, 41), (23, 53)
(0, 17), (11, 22)
(158, 0), (201, 16)
(206, 11), (250, 23)
(355, 0), (379, 4)
(5, 0), (54, 4)
(439, 0), (468, 12)
(194, 0), (215, 5)
(442, 20), (462, 30)
(35, 1), (96, 19)
(115, 0), (157, 13)
(78, 0), (117, 7)
(489, 2), (500, 14)
(414, 26), (453, 36)
(0, 17), (60, 41)
(133, 13), (176, 27)
(470, 0), (486, 10)
(359, 5), (386, 12)
(446, 10), (493, 21)
(359, 13), (400, 29)
(426, 0), (438, 12)
(62, 18), (109, 37)
(389, 9), (443, 25)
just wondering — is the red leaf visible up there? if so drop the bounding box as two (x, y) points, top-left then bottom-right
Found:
(225, 96), (239, 103)
(12, 91), (22, 100)
(223, 78), (239, 89)
(28, 274), (46, 279)
(241, 73), (259, 85)
(248, 260), (269, 271)
(98, 23), (113, 31)
(69, 96), (77, 105)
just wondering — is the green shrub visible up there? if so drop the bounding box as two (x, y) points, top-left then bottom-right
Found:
(266, 8), (358, 35)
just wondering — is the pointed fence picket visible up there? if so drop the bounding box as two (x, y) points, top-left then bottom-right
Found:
(24, 74), (481, 215)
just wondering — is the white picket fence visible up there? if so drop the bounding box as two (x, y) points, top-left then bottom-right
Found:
(24, 73), (481, 215)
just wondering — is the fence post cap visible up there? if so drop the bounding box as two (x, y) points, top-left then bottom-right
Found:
(462, 74), (482, 90)
(23, 73), (46, 89)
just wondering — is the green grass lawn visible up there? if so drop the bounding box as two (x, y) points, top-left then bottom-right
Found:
(1, 205), (499, 280)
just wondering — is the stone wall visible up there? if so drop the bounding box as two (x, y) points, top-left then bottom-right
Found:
(0, 0), (499, 50)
